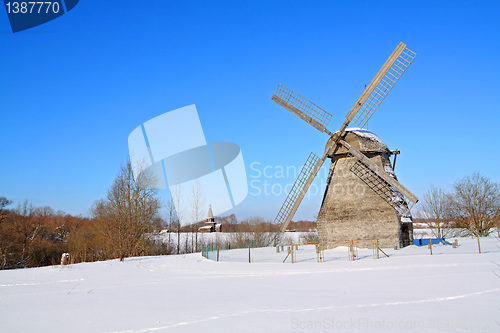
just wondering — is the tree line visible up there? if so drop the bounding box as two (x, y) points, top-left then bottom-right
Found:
(0, 161), (169, 269)
(418, 172), (500, 238)
(0, 160), (317, 269)
(5, 163), (494, 270)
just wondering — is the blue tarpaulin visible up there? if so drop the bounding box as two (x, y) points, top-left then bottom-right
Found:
(414, 238), (452, 246)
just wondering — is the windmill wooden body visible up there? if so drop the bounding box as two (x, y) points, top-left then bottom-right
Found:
(272, 42), (418, 247)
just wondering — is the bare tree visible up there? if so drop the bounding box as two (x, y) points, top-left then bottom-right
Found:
(191, 179), (205, 253)
(0, 197), (12, 223)
(10, 201), (41, 267)
(450, 172), (500, 237)
(171, 184), (183, 254)
(166, 197), (175, 253)
(420, 185), (453, 238)
(91, 161), (162, 261)
(0, 197), (13, 266)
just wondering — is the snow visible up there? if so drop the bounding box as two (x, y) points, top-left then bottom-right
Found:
(1, 236), (499, 332)
(346, 127), (388, 147)
(384, 164), (395, 174)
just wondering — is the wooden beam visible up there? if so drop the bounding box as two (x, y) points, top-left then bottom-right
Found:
(378, 247), (389, 258)
(392, 153), (398, 171)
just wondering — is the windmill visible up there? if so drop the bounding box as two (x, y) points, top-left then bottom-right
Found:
(272, 42), (419, 247)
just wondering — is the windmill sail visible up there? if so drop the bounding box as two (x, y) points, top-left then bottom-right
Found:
(272, 84), (332, 133)
(352, 43), (417, 129)
(274, 152), (325, 232)
(349, 159), (412, 216)
(340, 42), (416, 132)
(340, 140), (418, 206)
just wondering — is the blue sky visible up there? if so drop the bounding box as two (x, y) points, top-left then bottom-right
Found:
(1, 1), (499, 221)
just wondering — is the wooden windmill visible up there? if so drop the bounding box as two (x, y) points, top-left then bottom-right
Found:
(272, 42), (419, 247)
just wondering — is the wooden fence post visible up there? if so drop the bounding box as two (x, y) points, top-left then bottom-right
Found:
(429, 238), (433, 255)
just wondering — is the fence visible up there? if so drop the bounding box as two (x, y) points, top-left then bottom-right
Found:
(202, 239), (385, 263)
(282, 239), (382, 263)
(202, 243), (254, 263)
(202, 235), (498, 262)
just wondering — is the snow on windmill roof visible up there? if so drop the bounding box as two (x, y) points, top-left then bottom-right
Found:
(347, 128), (387, 146)
(328, 127), (390, 156)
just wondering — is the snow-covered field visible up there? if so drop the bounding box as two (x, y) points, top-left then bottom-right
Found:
(1, 236), (499, 332)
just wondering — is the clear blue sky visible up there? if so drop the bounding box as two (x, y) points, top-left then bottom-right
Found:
(1, 1), (499, 221)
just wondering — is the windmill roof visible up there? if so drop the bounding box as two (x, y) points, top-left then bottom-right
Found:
(347, 128), (387, 145)
(327, 128), (390, 156)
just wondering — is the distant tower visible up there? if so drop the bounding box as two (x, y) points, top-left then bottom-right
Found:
(207, 204), (214, 223)
(199, 204), (221, 232)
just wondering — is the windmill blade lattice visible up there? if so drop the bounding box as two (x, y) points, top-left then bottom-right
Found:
(352, 47), (417, 129)
(349, 158), (412, 217)
(272, 84), (332, 133)
(339, 140), (418, 205)
(274, 152), (323, 232)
